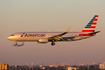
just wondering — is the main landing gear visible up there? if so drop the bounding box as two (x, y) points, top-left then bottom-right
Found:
(51, 40), (55, 46)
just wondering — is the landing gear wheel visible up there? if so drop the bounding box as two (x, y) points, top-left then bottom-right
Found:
(51, 42), (55, 46)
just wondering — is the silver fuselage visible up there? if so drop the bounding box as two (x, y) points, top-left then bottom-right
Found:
(7, 32), (93, 42)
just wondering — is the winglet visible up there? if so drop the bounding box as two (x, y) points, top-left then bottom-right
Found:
(22, 42), (24, 46)
(66, 26), (71, 33)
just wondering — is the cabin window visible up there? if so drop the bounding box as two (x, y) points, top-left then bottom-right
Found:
(11, 34), (14, 36)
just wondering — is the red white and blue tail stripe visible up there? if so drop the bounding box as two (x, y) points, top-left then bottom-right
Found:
(82, 15), (98, 32)
(79, 15), (98, 36)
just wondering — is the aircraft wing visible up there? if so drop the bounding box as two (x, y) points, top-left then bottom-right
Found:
(48, 26), (71, 41)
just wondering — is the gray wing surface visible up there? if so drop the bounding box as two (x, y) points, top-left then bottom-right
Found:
(48, 26), (71, 41)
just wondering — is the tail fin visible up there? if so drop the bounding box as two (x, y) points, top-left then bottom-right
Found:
(81, 15), (98, 32)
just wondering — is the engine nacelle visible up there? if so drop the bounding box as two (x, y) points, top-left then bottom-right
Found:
(38, 38), (48, 43)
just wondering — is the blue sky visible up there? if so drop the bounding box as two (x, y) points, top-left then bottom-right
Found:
(0, 0), (105, 65)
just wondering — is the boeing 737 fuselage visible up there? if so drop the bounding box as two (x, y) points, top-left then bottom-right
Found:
(7, 15), (100, 46)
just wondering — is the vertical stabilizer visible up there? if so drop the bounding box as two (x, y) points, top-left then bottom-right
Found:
(81, 15), (98, 32)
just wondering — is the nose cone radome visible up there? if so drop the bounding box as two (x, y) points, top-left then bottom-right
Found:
(7, 36), (11, 40)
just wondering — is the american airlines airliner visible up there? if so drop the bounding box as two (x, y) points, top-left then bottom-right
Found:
(7, 15), (100, 46)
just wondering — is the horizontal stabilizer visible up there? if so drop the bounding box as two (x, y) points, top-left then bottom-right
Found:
(89, 31), (100, 35)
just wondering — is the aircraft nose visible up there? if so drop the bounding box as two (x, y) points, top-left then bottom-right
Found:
(7, 36), (11, 40)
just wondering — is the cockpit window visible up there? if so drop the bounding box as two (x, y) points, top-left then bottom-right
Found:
(11, 34), (14, 36)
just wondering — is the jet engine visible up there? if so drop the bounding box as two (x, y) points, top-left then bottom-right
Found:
(37, 38), (48, 43)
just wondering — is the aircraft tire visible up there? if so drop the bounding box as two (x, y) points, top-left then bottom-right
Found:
(51, 42), (55, 46)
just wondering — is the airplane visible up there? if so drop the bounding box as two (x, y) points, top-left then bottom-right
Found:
(7, 15), (100, 46)
(12, 42), (24, 47)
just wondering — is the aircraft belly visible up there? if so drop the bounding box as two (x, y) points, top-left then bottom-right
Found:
(22, 37), (39, 41)
(58, 36), (91, 41)
(15, 37), (39, 41)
